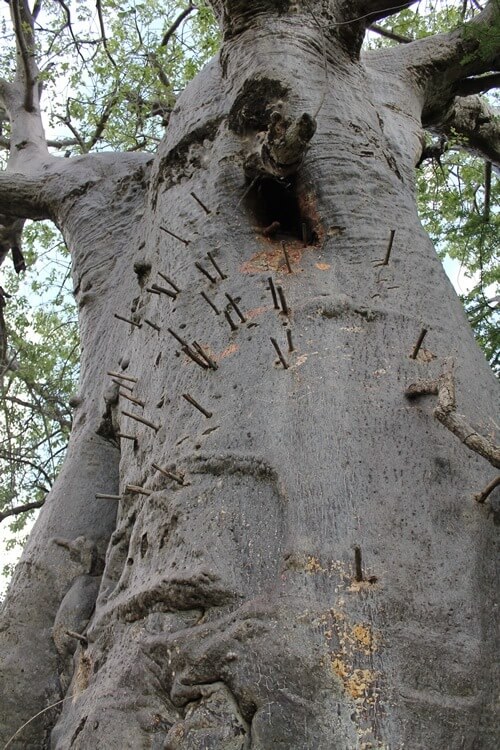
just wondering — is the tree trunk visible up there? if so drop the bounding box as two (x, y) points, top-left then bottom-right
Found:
(1, 3), (498, 748)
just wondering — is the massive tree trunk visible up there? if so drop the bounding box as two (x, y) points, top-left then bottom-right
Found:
(1, 1), (499, 748)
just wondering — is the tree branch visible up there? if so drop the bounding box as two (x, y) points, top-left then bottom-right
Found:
(96, 0), (118, 69)
(10, 0), (37, 112)
(55, 0), (86, 63)
(406, 358), (500, 470)
(369, 23), (412, 43)
(0, 498), (45, 524)
(337, 1), (417, 25)
(453, 73), (500, 96)
(399, 0), (500, 116)
(161, 2), (196, 48)
(87, 93), (119, 150)
(433, 96), (500, 169)
(0, 172), (52, 219)
(0, 150), (152, 222)
(0, 135), (81, 151)
(483, 160), (492, 220)
(56, 101), (87, 152)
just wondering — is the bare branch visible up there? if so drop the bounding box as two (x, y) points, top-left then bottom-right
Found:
(87, 93), (119, 150)
(161, 2), (196, 48)
(56, 103), (87, 152)
(55, 0), (86, 63)
(406, 358), (500, 470)
(0, 498), (45, 523)
(484, 160), (492, 220)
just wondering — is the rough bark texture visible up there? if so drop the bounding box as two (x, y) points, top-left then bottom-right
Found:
(0, 1), (499, 748)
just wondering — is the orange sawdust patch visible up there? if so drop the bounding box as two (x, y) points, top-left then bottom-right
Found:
(297, 189), (324, 244)
(241, 238), (305, 274)
(218, 343), (239, 359)
(315, 262), (331, 271)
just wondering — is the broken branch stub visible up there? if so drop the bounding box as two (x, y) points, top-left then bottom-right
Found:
(406, 359), (500, 471)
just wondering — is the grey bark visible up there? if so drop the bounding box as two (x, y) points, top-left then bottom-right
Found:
(1, 2), (499, 748)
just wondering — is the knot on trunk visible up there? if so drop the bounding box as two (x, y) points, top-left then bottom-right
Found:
(244, 110), (317, 180)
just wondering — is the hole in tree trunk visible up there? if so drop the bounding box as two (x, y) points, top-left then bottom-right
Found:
(245, 176), (317, 243)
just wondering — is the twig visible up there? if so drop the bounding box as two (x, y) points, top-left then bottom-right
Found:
(114, 313), (142, 328)
(96, 0), (118, 69)
(207, 252), (227, 280)
(56, 107), (87, 152)
(182, 345), (209, 369)
(119, 390), (145, 408)
(195, 262), (217, 284)
(225, 293), (246, 322)
(160, 2), (195, 48)
(484, 161), (491, 222)
(267, 277), (279, 309)
(158, 271), (181, 293)
(87, 92), (119, 150)
(200, 291), (220, 315)
(182, 393), (212, 418)
(380, 229), (395, 266)
(55, 0), (86, 62)
(270, 338), (289, 369)
(160, 226), (189, 245)
(190, 191), (211, 214)
(151, 283), (176, 299)
(354, 546), (363, 582)
(192, 341), (218, 370)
